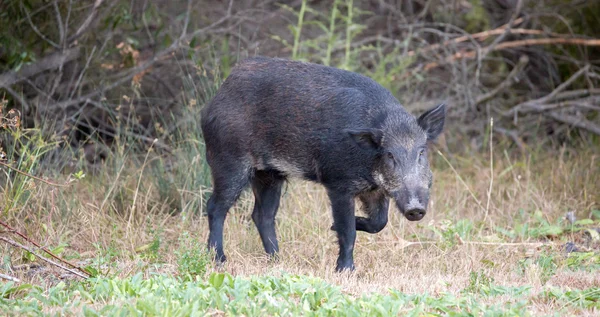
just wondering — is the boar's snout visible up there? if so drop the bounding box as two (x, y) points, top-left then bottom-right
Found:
(392, 189), (429, 221)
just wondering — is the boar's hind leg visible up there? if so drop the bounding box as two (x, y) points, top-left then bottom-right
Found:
(327, 189), (357, 272)
(206, 163), (251, 263)
(356, 191), (389, 234)
(251, 170), (285, 257)
(329, 191), (389, 234)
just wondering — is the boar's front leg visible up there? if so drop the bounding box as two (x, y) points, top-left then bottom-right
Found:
(327, 189), (357, 272)
(251, 170), (284, 257)
(356, 190), (389, 233)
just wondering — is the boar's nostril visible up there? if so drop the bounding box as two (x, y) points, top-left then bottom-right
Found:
(404, 208), (426, 221)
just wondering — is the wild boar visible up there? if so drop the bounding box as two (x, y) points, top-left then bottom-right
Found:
(200, 56), (446, 272)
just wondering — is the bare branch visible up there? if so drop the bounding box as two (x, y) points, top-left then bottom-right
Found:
(67, 0), (106, 44)
(0, 47), (80, 88)
(180, 0), (192, 41)
(0, 236), (89, 279)
(527, 65), (590, 105)
(504, 65), (592, 116)
(410, 38), (600, 74)
(51, 2), (235, 110)
(21, 2), (60, 49)
(53, 1), (66, 47)
(0, 273), (20, 283)
(0, 161), (71, 187)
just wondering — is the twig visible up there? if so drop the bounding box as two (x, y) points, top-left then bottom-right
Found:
(0, 161), (70, 187)
(53, 1), (65, 47)
(484, 117), (494, 224)
(126, 139), (158, 237)
(2, 86), (31, 114)
(0, 273), (20, 283)
(475, 55), (529, 106)
(0, 237), (89, 279)
(21, 2), (60, 49)
(436, 150), (486, 214)
(493, 127), (527, 152)
(0, 219), (91, 277)
(180, 0), (192, 41)
(67, 0), (105, 44)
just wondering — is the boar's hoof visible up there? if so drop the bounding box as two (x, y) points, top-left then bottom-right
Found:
(213, 253), (227, 264)
(335, 263), (356, 273)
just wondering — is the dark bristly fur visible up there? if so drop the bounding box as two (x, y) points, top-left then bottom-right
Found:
(200, 56), (446, 272)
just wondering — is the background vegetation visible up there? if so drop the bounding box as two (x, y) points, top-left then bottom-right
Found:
(1, 0), (599, 315)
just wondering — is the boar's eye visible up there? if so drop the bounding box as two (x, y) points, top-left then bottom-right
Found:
(417, 148), (426, 163)
(384, 151), (396, 168)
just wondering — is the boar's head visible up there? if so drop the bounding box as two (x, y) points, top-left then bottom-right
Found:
(347, 103), (446, 221)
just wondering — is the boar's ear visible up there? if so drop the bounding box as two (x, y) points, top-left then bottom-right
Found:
(417, 103), (446, 141)
(345, 128), (384, 150)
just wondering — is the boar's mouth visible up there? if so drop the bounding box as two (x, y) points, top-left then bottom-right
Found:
(390, 190), (426, 221)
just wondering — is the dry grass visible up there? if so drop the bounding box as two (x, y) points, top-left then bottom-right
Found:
(1, 137), (598, 315)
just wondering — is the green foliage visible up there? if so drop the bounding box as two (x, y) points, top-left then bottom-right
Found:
(427, 219), (476, 249)
(464, 270), (531, 297)
(566, 252), (600, 272)
(543, 287), (600, 309)
(137, 226), (164, 263)
(495, 210), (565, 240)
(0, 272), (548, 316)
(175, 232), (211, 281)
(516, 252), (558, 285)
(463, 0), (490, 33)
(1, 125), (62, 213)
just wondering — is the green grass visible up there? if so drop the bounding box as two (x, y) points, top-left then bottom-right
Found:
(4, 271), (597, 316)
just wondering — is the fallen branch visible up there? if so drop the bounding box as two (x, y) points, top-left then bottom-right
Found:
(545, 112), (600, 135)
(520, 65), (590, 106)
(504, 66), (595, 117)
(0, 161), (71, 187)
(0, 219), (91, 277)
(0, 272), (20, 283)
(0, 236), (89, 279)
